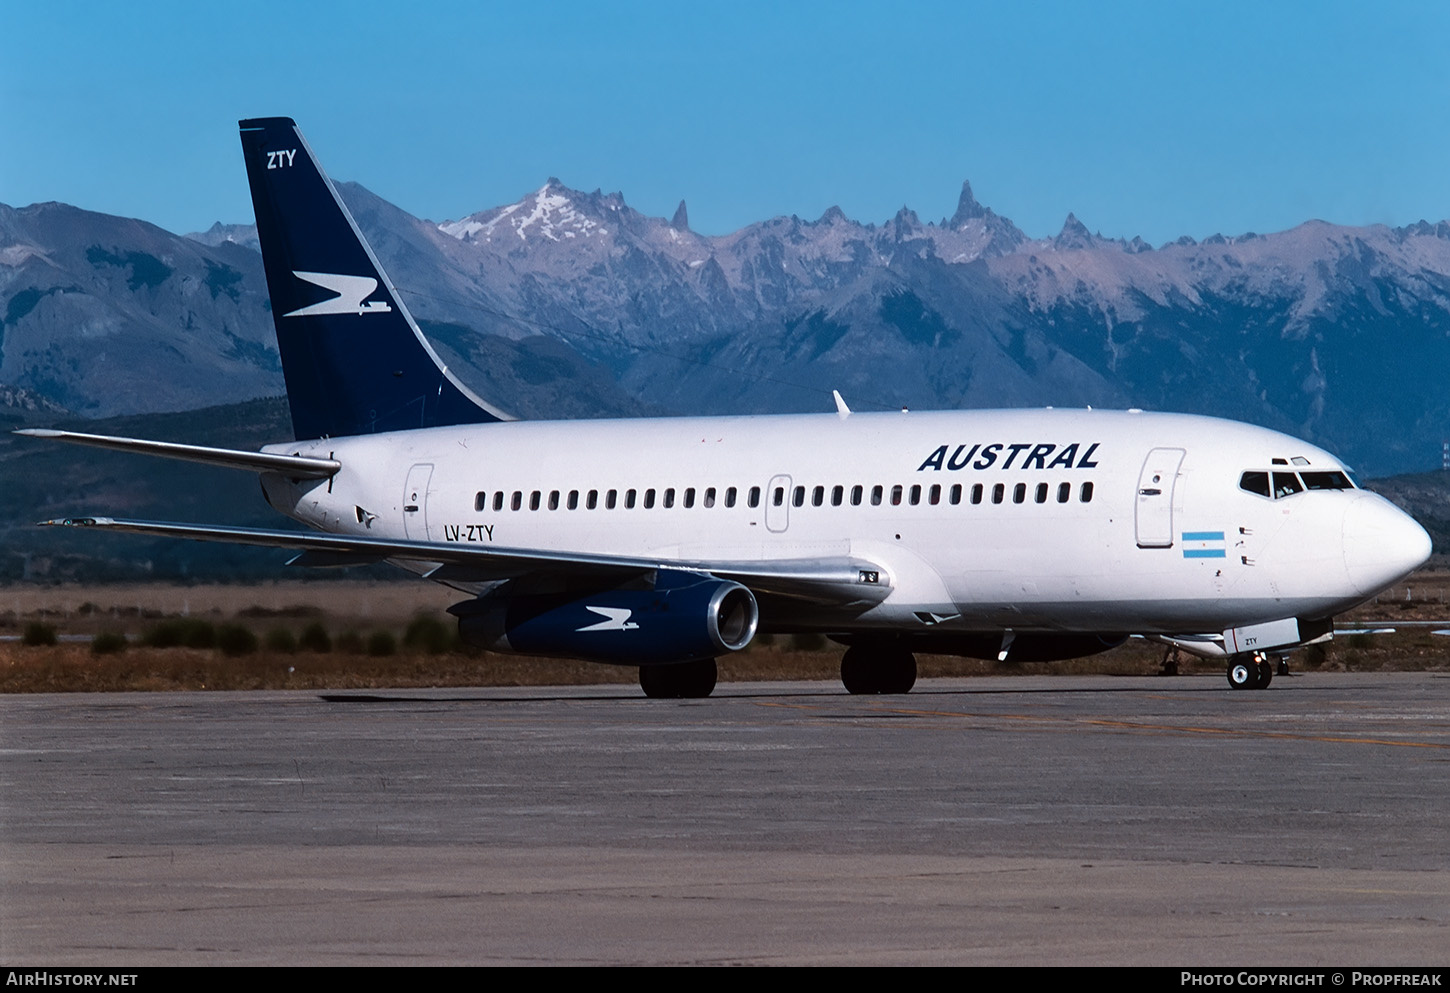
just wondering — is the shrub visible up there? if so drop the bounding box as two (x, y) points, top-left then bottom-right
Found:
(141, 618), (216, 649)
(21, 622), (57, 647)
(216, 624), (258, 657)
(403, 616), (452, 654)
(366, 630), (397, 657)
(91, 632), (128, 655)
(264, 628), (298, 653)
(334, 631), (365, 654)
(790, 632), (826, 652)
(298, 622), (332, 653)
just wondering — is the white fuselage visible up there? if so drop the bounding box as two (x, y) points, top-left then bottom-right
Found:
(262, 407), (1430, 636)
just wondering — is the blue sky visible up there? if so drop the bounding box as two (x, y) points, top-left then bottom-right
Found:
(4, 0), (1447, 245)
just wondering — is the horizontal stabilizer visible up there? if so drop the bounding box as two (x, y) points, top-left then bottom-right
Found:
(15, 429), (339, 478)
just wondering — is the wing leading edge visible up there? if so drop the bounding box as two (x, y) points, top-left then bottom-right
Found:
(39, 516), (892, 607)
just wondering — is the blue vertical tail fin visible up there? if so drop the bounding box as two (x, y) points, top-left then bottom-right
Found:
(239, 117), (511, 440)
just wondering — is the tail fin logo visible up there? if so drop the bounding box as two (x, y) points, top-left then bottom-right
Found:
(283, 271), (394, 318)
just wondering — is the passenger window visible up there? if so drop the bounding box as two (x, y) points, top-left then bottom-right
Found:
(992, 483), (1004, 504)
(586, 490), (598, 510)
(703, 487), (715, 508)
(871, 485), (883, 506)
(851, 485), (863, 506)
(1057, 482), (1070, 503)
(793, 486), (806, 508)
(772, 486), (784, 507)
(1035, 483), (1048, 504)
(645, 488), (657, 509)
(1272, 473), (1304, 499)
(567, 490), (579, 510)
(530, 491), (541, 511)
(725, 487), (737, 508)
(1013, 483), (1026, 504)
(971, 483), (983, 505)
(493, 492), (504, 512)
(474, 491), (487, 512)
(1239, 471), (1271, 498)
(909, 485), (921, 506)
(1080, 482), (1094, 503)
(511, 491), (522, 511)
(812, 485), (824, 507)
(548, 490), (560, 511)
(606, 489), (617, 510)
(748, 486), (760, 508)
(891, 485), (903, 506)
(625, 489), (637, 509)
(949, 484), (961, 505)
(831, 485), (843, 506)
(663, 488), (675, 508)
(929, 484), (941, 505)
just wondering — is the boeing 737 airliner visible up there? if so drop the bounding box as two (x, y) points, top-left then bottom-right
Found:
(20, 118), (1433, 697)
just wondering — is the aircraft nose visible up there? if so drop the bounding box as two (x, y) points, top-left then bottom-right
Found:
(1342, 494), (1432, 596)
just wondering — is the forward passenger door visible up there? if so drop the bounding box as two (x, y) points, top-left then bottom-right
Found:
(1135, 448), (1185, 548)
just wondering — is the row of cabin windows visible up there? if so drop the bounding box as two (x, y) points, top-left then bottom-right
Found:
(473, 481), (1096, 513)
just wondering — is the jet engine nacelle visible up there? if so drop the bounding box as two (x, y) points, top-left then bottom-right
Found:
(452, 571), (759, 666)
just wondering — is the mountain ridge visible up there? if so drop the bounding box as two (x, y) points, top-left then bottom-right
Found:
(4, 178), (1450, 476)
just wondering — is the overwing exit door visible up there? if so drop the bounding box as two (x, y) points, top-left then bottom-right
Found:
(765, 474), (792, 533)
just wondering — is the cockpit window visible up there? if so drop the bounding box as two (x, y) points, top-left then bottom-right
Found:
(1239, 471), (1271, 498)
(1301, 471), (1354, 490)
(1243, 468), (1354, 500)
(1272, 472), (1304, 499)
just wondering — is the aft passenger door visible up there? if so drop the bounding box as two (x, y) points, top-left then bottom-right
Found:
(1135, 448), (1185, 548)
(403, 462), (433, 540)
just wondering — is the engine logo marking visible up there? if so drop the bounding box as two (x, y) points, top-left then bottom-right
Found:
(577, 607), (640, 632)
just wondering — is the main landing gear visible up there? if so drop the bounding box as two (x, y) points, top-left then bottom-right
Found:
(639, 658), (718, 699)
(1226, 652), (1275, 690)
(840, 644), (917, 695)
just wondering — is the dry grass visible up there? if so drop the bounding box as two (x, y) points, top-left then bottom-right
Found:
(3, 570), (1449, 693)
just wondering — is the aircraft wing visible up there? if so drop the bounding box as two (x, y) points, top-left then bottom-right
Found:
(39, 516), (892, 606)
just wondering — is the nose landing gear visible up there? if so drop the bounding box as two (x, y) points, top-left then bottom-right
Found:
(1226, 651), (1275, 690)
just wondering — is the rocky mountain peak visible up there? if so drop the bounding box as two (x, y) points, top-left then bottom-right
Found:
(889, 206), (922, 236)
(185, 220), (261, 252)
(949, 180), (987, 225)
(1053, 212), (1094, 251)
